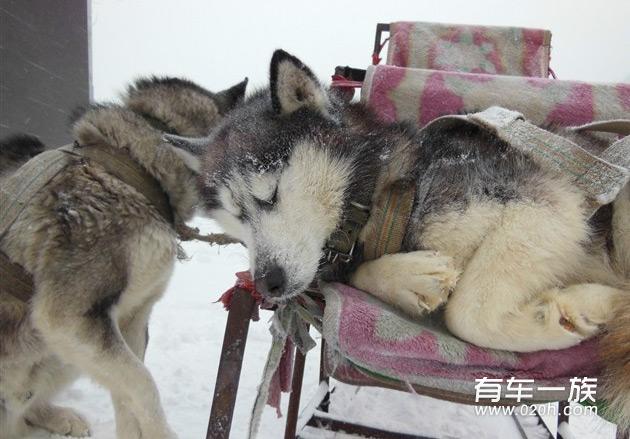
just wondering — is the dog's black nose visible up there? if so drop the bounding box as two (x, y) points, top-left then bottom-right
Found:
(255, 266), (286, 297)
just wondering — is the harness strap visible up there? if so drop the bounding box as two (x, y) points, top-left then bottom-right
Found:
(0, 251), (35, 302)
(571, 119), (630, 136)
(71, 143), (174, 224)
(362, 183), (415, 261)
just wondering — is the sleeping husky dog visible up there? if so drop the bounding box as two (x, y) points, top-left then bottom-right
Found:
(172, 51), (630, 427)
(0, 76), (246, 438)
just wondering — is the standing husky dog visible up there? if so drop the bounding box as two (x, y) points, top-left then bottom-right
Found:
(178, 51), (630, 427)
(0, 76), (246, 438)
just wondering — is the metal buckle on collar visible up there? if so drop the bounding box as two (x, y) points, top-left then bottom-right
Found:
(323, 201), (370, 265)
(323, 242), (356, 265)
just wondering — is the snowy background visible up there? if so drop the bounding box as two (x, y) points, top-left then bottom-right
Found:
(30, 0), (630, 438)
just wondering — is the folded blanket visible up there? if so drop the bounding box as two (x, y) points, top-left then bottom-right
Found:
(361, 65), (630, 127)
(386, 21), (551, 77)
(322, 283), (601, 403)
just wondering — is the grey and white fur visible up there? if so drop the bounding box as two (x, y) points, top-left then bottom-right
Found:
(0, 135), (46, 177)
(0, 76), (246, 438)
(179, 50), (630, 429)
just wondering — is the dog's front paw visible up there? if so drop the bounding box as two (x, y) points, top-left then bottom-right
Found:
(26, 405), (91, 437)
(351, 250), (460, 318)
(394, 271), (458, 316)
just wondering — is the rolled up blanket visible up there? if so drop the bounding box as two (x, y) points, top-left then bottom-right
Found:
(386, 21), (551, 77)
(361, 65), (630, 127)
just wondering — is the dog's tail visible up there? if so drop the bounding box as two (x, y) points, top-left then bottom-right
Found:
(0, 134), (45, 175)
(601, 183), (630, 432)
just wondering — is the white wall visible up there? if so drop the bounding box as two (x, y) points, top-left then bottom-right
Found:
(91, 0), (630, 101)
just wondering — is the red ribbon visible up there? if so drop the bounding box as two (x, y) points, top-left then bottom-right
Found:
(330, 74), (363, 89)
(216, 271), (265, 320)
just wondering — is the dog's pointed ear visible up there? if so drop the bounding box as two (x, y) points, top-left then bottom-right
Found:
(162, 134), (209, 174)
(214, 78), (248, 113)
(270, 49), (329, 116)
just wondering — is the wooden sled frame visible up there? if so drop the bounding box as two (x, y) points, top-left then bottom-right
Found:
(205, 287), (626, 438)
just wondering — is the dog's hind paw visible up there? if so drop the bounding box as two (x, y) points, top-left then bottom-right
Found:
(555, 284), (620, 338)
(26, 404), (91, 437)
(351, 250), (460, 318)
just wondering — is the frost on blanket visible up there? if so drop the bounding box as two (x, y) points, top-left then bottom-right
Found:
(322, 283), (601, 402)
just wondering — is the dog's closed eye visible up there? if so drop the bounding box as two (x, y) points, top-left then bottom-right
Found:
(254, 186), (278, 209)
(251, 171), (280, 209)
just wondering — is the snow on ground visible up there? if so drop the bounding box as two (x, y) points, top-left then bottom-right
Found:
(28, 218), (619, 438)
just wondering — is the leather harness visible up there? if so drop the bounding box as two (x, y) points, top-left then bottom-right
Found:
(322, 182), (416, 270)
(0, 142), (174, 303)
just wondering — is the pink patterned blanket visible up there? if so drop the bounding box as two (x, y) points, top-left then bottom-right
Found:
(387, 21), (552, 78)
(362, 65), (630, 127)
(322, 283), (600, 402)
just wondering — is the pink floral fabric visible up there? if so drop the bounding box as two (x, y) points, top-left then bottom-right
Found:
(386, 21), (552, 78)
(362, 65), (630, 127)
(323, 284), (601, 401)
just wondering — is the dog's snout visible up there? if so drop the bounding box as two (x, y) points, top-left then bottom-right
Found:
(255, 266), (286, 297)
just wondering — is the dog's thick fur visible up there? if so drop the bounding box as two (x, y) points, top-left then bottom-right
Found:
(190, 51), (630, 428)
(0, 134), (46, 177)
(0, 76), (245, 438)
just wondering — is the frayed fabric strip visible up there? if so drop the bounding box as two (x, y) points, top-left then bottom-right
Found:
(248, 303), (317, 438)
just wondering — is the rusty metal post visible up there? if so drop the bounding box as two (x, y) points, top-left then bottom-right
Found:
(372, 23), (391, 60)
(206, 288), (256, 439)
(317, 340), (331, 413)
(284, 342), (307, 438)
